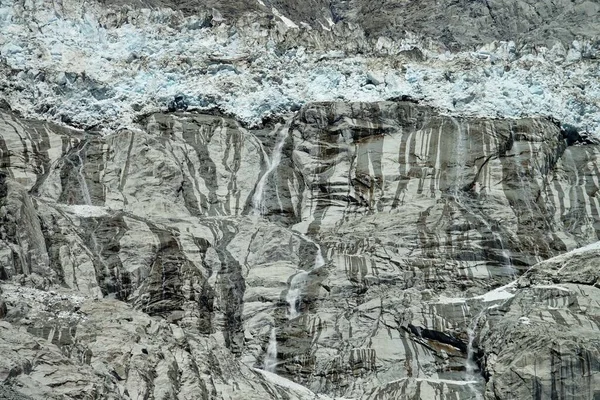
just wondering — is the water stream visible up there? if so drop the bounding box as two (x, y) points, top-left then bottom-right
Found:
(498, 234), (516, 277)
(77, 151), (93, 206)
(264, 327), (278, 373)
(252, 122), (290, 216)
(286, 271), (309, 319)
(464, 308), (487, 400)
(314, 245), (325, 269)
(286, 239), (326, 319)
(65, 142), (92, 205)
(465, 309), (485, 377)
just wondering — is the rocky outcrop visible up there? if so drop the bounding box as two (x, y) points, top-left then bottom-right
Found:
(479, 243), (600, 399)
(1, 102), (600, 399)
(95, 0), (600, 49)
(338, 0), (600, 49)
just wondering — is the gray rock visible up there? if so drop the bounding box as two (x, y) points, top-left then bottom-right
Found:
(93, 0), (600, 48)
(0, 287), (6, 319)
(1, 101), (600, 399)
(480, 245), (600, 399)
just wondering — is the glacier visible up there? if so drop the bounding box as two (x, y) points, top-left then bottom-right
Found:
(0, 0), (599, 136)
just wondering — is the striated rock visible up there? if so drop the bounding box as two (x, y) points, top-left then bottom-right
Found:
(480, 243), (600, 399)
(1, 101), (600, 399)
(0, 286), (331, 399)
(341, 0), (600, 49)
(93, 0), (600, 48)
(0, 287), (6, 319)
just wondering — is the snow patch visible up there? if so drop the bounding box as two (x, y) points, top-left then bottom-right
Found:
(552, 241), (600, 272)
(532, 284), (571, 293)
(60, 205), (111, 218)
(272, 7), (299, 29)
(382, 377), (480, 386)
(255, 368), (333, 398)
(474, 281), (517, 302)
(0, 283), (88, 322)
(436, 281), (517, 305)
(563, 240), (600, 256)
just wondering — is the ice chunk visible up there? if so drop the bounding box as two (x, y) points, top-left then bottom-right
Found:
(271, 7), (298, 29)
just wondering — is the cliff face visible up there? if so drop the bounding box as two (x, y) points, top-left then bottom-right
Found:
(1, 101), (599, 399)
(96, 0), (600, 48)
(481, 245), (600, 400)
(1, 0), (600, 398)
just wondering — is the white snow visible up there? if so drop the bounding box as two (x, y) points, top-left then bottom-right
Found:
(436, 294), (468, 304)
(272, 7), (299, 29)
(552, 241), (600, 272)
(0, 283), (88, 322)
(255, 368), (353, 399)
(473, 281), (517, 302)
(562, 240), (600, 256)
(436, 281), (516, 305)
(0, 0), (598, 137)
(383, 377), (479, 386)
(255, 368), (327, 398)
(60, 204), (111, 218)
(518, 316), (531, 325)
(532, 284), (571, 292)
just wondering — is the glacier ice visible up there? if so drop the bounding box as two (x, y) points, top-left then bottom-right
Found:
(0, 0), (598, 137)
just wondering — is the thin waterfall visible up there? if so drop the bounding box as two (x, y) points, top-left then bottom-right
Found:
(77, 151), (92, 206)
(498, 236), (516, 277)
(252, 121), (291, 216)
(450, 116), (467, 191)
(465, 309), (486, 400)
(65, 142), (92, 205)
(161, 262), (166, 299)
(314, 245), (325, 269)
(465, 313), (481, 376)
(286, 270), (308, 319)
(264, 327), (278, 373)
(286, 241), (326, 319)
(449, 117), (516, 278)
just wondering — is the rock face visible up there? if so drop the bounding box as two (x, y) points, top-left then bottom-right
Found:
(333, 0), (600, 49)
(480, 243), (600, 400)
(1, 101), (599, 399)
(96, 0), (600, 48)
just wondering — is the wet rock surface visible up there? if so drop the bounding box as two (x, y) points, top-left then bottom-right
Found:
(1, 102), (599, 398)
(480, 244), (600, 400)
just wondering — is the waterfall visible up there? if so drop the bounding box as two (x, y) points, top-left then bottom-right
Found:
(314, 245), (325, 269)
(499, 241), (516, 277)
(264, 327), (278, 373)
(161, 262), (166, 299)
(449, 116), (467, 190)
(286, 270), (308, 319)
(77, 151), (92, 206)
(65, 143), (92, 205)
(465, 309), (485, 376)
(286, 240), (326, 319)
(465, 326), (477, 376)
(298, 233), (326, 270)
(252, 122), (290, 216)
(465, 309), (486, 400)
